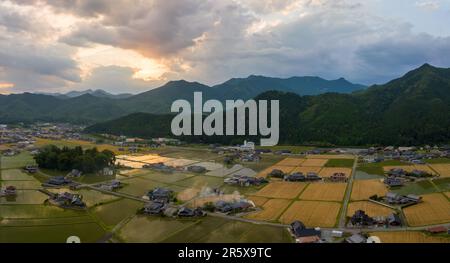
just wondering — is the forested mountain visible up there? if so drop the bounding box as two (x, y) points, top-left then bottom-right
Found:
(85, 64), (450, 146)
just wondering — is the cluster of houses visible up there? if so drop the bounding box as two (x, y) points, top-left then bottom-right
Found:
(48, 192), (86, 209)
(384, 168), (434, 187)
(349, 210), (402, 228)
(360, 145), (449, 164)
(142, 187), (206, 217)
(0, 186), (17, 197)
(371, 192), (422, 207)
(224, 174), (268, 187)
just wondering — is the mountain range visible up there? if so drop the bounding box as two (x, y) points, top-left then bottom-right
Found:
(0, 75), (365, 124)
(85, 64), (450, 146)
(40, 89), (133, 99)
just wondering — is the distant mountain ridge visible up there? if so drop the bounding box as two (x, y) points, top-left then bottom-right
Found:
(85, 64), (450, 146)
(41, 89), (134, 99)
(0, 74), (366, 123)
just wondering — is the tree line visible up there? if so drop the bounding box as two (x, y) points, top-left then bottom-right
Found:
(34, 146), (115, 173)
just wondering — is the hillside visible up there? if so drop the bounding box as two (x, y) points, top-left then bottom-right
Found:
(85, 64), (450, 146)
(0, 75), (365, 123)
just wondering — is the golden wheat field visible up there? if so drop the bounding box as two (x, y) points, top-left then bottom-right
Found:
(429, 164), (450, 177)
(275, 158), (306, 167)
(445, 192), (450, 199)
(403, 193), (450, 226)
(319, 167), (352, 178)
(299, 183), (347, 201)
(350, 179), (388, 201)
(290, 166), (323, 175)
(347, 201), (395, 217)
(279, 201), (341, 227)
(301, 159), (328, 167)
(245, 199), (292, 221)
(247, 196), (269, 207)
(306, 154), (354, 159)
(370, 231), (450, 243)
(254, 182), (307, 199)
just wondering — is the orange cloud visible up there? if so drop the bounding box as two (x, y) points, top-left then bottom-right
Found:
(0, 82), (15, 89)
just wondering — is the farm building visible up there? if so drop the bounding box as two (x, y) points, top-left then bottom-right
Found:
(289, 221), (321, 243)
(350, 210), (374, 226)
(345, 234), (367, 243)
(23, 165), (38, 173)
(0, 186), (17, 197)
(50, 192), (85, 208)
(43, 176), (73, 187)
(330, 172), (347, 182)
(147, 188), (174, 203)
(187, 165), (207, 173)
(384, 177), (404, 187)
(384, 192), (422, 205)
(143, 201), (166, 215)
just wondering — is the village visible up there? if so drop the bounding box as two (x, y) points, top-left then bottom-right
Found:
(1, 123), (450, 243)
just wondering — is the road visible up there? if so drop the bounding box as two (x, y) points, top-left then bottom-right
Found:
(338, 156), (357, 227)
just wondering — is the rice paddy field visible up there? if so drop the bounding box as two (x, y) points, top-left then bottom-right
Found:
(299, 183), (347, 201)
(318, 167), (352, 178)
(429, 164), (450, 178)
(347, 201), (395, 217)
(351, 179), (388, 201)
(403, 193), (450, 226)
(369, 231), (450, 243)
(244, 199), (292, 221)
(279, 201), (341, 227)
(253, 182), (307, 199)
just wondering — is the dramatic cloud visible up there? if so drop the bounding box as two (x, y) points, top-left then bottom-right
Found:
(1, 0), (450, 93)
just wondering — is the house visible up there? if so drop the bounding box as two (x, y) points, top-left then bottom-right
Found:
(51, 192), (85, 208)
(101, 167), (114, 176)
(177, 207), (206, 217)
(383, 177), (404, 187)
(68, 169), (82, 178)
(306, 172), (322, 181)
(330, 172), (347, 182)
(387, 213), (402, 226)
(187, 165), (207, 173)
(214, 200), (253, 214)
(0, 186), (17, 197)
(23, 165), (38, 174)
(240, 141), (255, 151)
(408, 169), (429, 177)
(224, 175), (267, 187)
(163, 206), (179, 217)
(427, 226), (447, 234)
(143, 201), (166, 215)
(98, 180), (122, 191)
(384, 192), (422, 205)
(289, 221), (321, 243)
(43, 176), (72, 187)
(345, 234), (367, 243)
(350, 210), (374, 226)
(147, 188), (174, 203)
(284, 172), (306, 182)
(269, 169), (285, 178)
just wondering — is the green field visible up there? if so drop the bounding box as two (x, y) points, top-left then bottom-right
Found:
(425, 158), (450, 164)
(357, 160), (406, 176)
(392, 180), (438, 195)
(0, 152), (35, 169)
(325, 159), (354, 168)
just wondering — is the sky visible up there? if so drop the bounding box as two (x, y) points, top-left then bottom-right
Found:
(0, 0), (449, 94)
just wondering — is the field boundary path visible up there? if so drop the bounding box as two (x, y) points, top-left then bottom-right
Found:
(338, 156), (357, 227)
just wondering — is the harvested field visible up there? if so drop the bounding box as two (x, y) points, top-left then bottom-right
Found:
(429, 164), (450, 178)
(403, 193), (450, 226)
(119, 169), (145, 176)
(319, 167), (352, 178)
(254, 182), (307, 199)
(275, 158), (305, 167)
(383, 165), (415, 173)
(290, 166), (322, 175)
(116, 160), (144, 169)
(177, 188), (200, 202)
(301, 159), (328, 167)
(413, 165), (438, 175)
(247, 196), (269, 207)
(299, 183), (347, 201)
(306, 154), (354, 159)
(347, 201), (395, 217)
(279, 201), (341, 227)
(370, 231), (450, 243)
(189, 162), (223, 171)
(445, 192), (450, 199)
(245, 199), (291, 221)
(351, 179), (387, 201)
